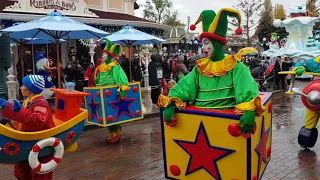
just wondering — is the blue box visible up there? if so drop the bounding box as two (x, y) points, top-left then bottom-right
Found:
(84, 82), (143, 127)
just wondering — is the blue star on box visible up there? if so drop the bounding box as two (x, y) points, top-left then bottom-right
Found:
(108, 97), (136, 120)
(255, 117), (271, 179)
(87, 94), (100, 120)
(174, 122), (235, 180)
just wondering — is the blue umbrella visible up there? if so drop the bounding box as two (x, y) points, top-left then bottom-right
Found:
(10, 38), (65, 44)
(103, 25), (164, 45)
(1, 10), (108, 88)
(99, 25), (164, 81)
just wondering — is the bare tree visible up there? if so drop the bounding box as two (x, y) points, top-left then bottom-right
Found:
(233, 0), (263, 46)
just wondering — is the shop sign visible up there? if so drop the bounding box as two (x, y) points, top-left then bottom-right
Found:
(3, 0), (98, 17)
(30, 0), (77, 11)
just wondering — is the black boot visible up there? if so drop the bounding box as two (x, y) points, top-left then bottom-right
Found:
(298, 126), (318, 149)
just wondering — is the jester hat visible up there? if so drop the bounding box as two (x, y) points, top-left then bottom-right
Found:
(100, 38), (123, 62)
(190, 8), (243, 45)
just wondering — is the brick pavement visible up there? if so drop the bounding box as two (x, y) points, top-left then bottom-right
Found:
(2, 80), (320, 180)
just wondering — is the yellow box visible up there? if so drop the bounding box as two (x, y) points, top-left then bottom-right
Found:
(161, 92), (272, 180)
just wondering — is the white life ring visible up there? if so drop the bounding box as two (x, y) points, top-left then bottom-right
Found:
(28, 137), (64, 174)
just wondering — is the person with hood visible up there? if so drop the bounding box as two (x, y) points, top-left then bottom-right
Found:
(175, 55), (189, 82)
(0, 75), (55, 179)
(84, 59), (102, 87)
(149, 54), (164, 104)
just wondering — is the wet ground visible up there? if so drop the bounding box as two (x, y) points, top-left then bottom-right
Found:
(1, 80), (319, 180)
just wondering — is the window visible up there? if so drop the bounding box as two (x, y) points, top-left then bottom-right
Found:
(58, 99), (65, 111)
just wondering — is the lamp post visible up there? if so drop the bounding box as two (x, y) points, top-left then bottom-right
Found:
(6, 44), (18, 102)
(141, 44), (154, 113)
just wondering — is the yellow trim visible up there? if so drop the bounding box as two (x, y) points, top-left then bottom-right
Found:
(285, 92), (295, 95)
(208, 8), (242, 33)
(198, 86), (234, 92)
(194, 105), (235, 109)
(23, 94), (42, 107)
(158, 94), (186, 110)
(196, 96), (235, 102)
(278, 71), (320, 76)
(235, 96), (266, 116)
(196, 55), (238, 77)
(65, 142), (78, 152)
(117, 85), (131, 93)
(314, 56), (320, 63)
(97, 62), (119, 72)
(100, 88), (107, 127)
(0, 109), (88, 141)
(110, 44), (123, 56)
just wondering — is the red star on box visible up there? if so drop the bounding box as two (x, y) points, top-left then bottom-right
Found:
(255, 117), (271, 178)
(174, 122), (235, 180)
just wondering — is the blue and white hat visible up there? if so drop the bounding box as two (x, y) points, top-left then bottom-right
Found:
(22, 75), (45, 94)
(34, 52), (45, 63)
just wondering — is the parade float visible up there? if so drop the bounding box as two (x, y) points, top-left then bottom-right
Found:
(159, 8), (272, 180)
(0, 84), (89, 174)
(83, 38), (143, 143)
(279, 56), (320, 149)
(262, 4), (320, 61)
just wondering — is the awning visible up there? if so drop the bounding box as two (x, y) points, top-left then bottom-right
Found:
(0, 12), (171, 32)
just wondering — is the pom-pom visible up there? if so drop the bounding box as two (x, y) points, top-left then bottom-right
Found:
(273, 19), (281, 28)
(235, 28), (242, 35)
(54, 9), (57, 12)
(95, 41), (99, 45)
(190, 24), (196, 31)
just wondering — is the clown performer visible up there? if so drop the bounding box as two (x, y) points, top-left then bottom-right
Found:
(34, 52), (54, 98)
(0, 75), (56, 179)
(292, 56), (320, 148)
(95, 38), (130, 143)
(158, 8), (265, 134)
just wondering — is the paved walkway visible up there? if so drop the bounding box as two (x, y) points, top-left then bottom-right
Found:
(1, 80), (319, 180)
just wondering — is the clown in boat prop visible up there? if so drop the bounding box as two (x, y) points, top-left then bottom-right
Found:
(0, 77), (89, 175)
(83, 38), (143, 144)
(158, 8), (272, 180)
(279, 56), (320, 149)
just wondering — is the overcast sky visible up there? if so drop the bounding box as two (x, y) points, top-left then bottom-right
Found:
(135, 0), (307, 31)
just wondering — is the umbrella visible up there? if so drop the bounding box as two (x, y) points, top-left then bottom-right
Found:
(1, 10), (108, 88)
(100, 25), (165, 81)
(237, 47), (258, 56)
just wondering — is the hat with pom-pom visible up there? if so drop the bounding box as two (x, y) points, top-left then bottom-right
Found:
(22, 75), (45, 94)
(190, 8), (242, 45)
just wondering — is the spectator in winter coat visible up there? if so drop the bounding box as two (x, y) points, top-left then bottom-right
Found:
(84, 59), (103, 87)
(175, 55), (189, 82)
(274, 56), (284, 90)
(0, 75), (55, 180)
(149, 54), (164, 104)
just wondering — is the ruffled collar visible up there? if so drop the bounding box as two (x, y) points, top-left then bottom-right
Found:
(196, 55), (240, 77)
(97, 62), (119, 72)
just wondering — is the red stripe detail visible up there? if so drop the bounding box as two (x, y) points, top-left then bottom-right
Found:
(34, 164), (42, 172)
(200, 32), (228, 45)
(53, 157), (61, 164)
(102, 50), (117, 59)
(32, 144), (41, 152)
(53, 138), (61, 147)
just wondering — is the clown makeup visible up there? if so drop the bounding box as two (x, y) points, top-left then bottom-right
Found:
(102, 53), (108, 62)
(202, 37), (214, 57)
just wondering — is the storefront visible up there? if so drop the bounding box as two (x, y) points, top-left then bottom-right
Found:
(0, 0), (169, 74)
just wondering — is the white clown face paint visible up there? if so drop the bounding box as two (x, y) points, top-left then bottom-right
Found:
(202, 37), (214, 57)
